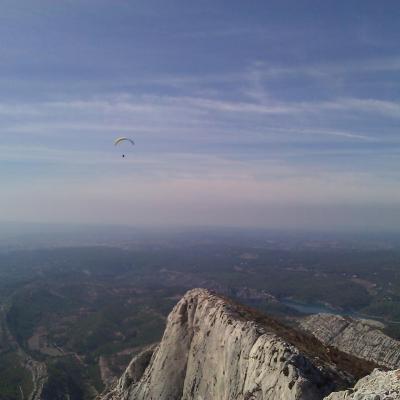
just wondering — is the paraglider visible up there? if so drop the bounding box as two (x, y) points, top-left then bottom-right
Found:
(114, 137), (135, 158)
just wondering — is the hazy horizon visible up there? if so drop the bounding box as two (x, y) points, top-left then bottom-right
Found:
(2, 1), (400, 231)
(2, 220), (400, 238)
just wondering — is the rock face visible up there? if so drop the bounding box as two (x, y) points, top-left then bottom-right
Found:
(300, 313), (400, 369)
(101, 289), (367, 400)
(324, 369), (400, 400)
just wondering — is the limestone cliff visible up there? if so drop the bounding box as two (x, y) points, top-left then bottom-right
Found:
(101, 289), (374, 400)
(300, 313), (400, 369)
(324, 369), (400, 400)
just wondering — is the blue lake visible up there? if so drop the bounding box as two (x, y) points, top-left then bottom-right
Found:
(281, 299), (354, 316)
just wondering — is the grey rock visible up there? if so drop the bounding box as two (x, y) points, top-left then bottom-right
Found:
(101, 289), (352, 400)
(300, 314), (400, 369)
(324, 369), (400, 400)
(101, 344), (158, 400)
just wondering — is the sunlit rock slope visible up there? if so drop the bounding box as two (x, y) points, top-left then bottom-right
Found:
(300, 313), (400, 369)
(324, 369), (400, 400)
(100, 288), (378, 400)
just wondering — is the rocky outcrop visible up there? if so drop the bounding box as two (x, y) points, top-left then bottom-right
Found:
(101, 289), (373, 400)
(300, 313), (400, 369)
(324, 369), (400, 399)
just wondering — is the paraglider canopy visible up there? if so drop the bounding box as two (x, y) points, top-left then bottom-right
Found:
(114, 137), (135, 158)
(114, 137), (135, 146)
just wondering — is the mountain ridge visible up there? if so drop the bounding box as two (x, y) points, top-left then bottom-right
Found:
(100, 288), (385, 400)
(300, 313), (400, 369)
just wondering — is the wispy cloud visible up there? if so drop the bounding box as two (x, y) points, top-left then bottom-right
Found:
(324, 98), (400, 118)
(4, 96), (400, 118)
(247, 56), (400, 80)
(1, 1), (400, 229)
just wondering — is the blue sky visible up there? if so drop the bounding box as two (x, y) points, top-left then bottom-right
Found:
(1, 1), (400, 230)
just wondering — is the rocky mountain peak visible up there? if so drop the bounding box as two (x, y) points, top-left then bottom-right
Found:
(101, 288), (384, 400)
(300, 313), (400, 369)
